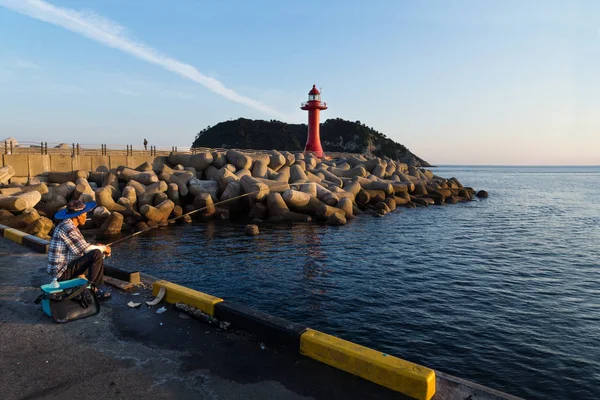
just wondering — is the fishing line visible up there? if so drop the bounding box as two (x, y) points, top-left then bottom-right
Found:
(106, 182), (291, 247)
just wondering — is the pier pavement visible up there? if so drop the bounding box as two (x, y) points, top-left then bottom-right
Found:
(0, 239), (405, 400)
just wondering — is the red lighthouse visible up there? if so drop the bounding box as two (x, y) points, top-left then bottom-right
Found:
(301, 85), (327, 158)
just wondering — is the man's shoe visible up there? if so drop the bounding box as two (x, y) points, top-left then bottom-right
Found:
(96, 286), (111, 300)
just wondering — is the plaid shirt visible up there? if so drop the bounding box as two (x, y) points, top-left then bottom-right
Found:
(47, 219), (90, 278)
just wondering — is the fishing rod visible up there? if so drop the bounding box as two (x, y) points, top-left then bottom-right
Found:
(106, 191), (259, 247)
(106, 183), (291, 247)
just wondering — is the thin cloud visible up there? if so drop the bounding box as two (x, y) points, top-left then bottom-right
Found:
(13, 57), (40, 69)
(106, 88), (140, 96)
(8, 82), (85, 94)
(0, 0), (289, 119)
(1, 57), (40, 70)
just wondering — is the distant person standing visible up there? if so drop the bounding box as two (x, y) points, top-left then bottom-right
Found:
(143, 138), (148, 150)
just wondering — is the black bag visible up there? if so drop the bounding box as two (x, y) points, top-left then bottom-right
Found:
(35, 283), (100, 323)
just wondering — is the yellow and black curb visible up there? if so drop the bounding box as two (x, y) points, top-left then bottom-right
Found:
(2, 228), (516, 400)
(214, 301), (309, 352)
(0, 228), (435, 400)
(0, 224), (50, 253)
(153, 280), (436, 400)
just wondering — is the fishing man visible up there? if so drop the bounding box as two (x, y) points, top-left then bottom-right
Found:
(47, 199), (112, 299)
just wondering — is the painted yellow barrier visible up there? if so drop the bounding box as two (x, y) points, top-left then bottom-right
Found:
(300, 329), (435, 400)
(152, 280), (223, 316)
(3, 228), (27, 244)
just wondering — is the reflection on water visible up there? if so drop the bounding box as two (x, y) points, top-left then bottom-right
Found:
(205, 221), (216, 241)
(295, 225), (328, 279)
(111, 166), (600, 400)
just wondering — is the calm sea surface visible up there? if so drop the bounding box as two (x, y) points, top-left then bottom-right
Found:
(111, 166), (600, 399)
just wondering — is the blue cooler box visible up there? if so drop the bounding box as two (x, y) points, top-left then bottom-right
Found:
(40, 278), (89, 317)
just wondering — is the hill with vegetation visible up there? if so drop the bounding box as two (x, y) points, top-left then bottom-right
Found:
(192, 118), (430, 167)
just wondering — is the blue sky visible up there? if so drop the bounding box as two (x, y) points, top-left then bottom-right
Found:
(0, 0), (598, 165)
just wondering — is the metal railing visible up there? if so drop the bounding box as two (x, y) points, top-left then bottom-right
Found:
(2, 140), (367, 160)
(300, 101), (327, 108)
(2, 141), (193, 156)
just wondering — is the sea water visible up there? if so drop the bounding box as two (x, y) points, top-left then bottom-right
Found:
(111, 166), (600, 399)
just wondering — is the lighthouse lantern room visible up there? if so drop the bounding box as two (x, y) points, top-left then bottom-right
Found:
(301, 85), (327, 158)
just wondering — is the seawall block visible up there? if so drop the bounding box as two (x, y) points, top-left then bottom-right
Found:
(3, 228), (27, 244)
(50, 155), (73, 172)
(300, 328), (435, 400)
(152, 280), (223, 316)
(109, 155), (128, 170)
(28, 155), (51, 176)
(73, 156), (92, 172)
(2, 154), (29, 176)
(22, 235), (50, 253)
(0, 223), (6, 236)
(127, 155), (156, 169)
(90, 156), (110, 171)
(214, 301), (307, 351)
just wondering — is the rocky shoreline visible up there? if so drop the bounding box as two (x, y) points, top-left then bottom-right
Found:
(0, 150), (487, 238)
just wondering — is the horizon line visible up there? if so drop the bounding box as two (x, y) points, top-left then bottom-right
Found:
(433, 164), (600, 167)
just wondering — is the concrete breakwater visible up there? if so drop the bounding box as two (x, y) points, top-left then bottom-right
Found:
(0, 236), (522, 400)
(0, 149), (487, 237)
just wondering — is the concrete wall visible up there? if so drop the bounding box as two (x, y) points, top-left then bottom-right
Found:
(1, 154), (162, 178)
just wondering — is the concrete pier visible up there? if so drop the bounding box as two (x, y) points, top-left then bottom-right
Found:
(0, 238), (521, 400)
(0, 240), (404, 399)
